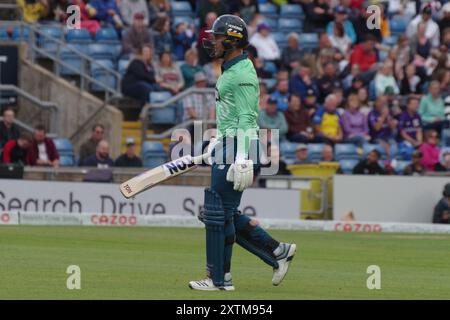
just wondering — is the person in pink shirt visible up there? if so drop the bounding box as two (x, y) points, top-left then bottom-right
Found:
(419, 129), (440, 171)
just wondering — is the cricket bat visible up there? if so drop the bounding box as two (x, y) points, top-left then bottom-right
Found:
(119, 154), (208, 199)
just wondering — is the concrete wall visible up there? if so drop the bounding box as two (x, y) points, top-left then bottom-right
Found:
(18, 57), (123, 158)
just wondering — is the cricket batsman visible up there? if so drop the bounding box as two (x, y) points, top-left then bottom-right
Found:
(188, 14), (297, 291)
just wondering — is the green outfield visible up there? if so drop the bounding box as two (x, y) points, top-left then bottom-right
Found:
(0, 225), (449, 300)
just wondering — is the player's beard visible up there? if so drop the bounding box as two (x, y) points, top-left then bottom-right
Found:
(202, 38), (226, 59)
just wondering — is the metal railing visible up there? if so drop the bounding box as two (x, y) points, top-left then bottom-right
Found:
(141, 87), (216, 142)
(0, 21), (122, 100)
(0, 84), (59, 136)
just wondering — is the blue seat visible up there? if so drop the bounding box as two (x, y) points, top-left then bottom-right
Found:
(60, 45), (87, 76)
(150, 91), (177, 124)
(363, 143), (387, 160)
(59, 155), (76, 167)
(142, 141), (167, 168)
(171, 1), (193, 16)
(308, 143), (325, 162)
(259, 3), (278, 19)
(89, 43), (116, 60)
(272, 32), (288, 47)
(278, 18), (302, 33)
(339, 159), (359, 174)
(54, 138), (74, 155)
(95, 28), (119, 42)
(0, 28), (9, 40)
(39, 27), (63, 55)
(66, 28), (92, 43)
(280, 141), (298, 161)
(90, 59), (116, 92)
(12, 26), (29, 40)
(143, 154), (168, 168)
(118, 59), (129, 76)
(378, 50), (388, 62)
(382, 35), (398, 47)
(142, 141), (165, 154)
(261, 18), (278, 31)
(390, 15), (409, 35)
(263, 61), (277, 77)
(335, 143), (359, 161)
(394, 160), (410, 174)
(298, 33), (319, 50)
(280, 4), (304, 18)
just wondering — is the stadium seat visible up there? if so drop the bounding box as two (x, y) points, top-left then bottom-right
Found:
(261, 18), (278, 31)
(67, 28), (92, 43)
(389, 15), (409, 35)
(272, 32), (288, 48)
(0, 28), (9, 40)
(334, 143), (359, 161)
(339, 159), (359, 174)
(394, 160), (410, 174)
(90, 59), (116, 92)
(363, 143), (387, 160)
(280, 4), (304, 19)
(298, 33), (319, 50)
(278, 18), (302, 33)
(118, 59), (129, 76)
(95, 28), (119, 42)
(12, 26), (30, 41)
(171, 1), (193, 16)
(89, 43), (116, 60)
(441, 129), (450, 147)
(142, 141), (165, 153)
(259, 3), (278, 19)
(263, 61), (277, 77)
(59, 155), (75, 166)
(54, 138), (74, 155)
(382, 35), (398, 47)
(308, 143), (325, 162)
(60, 45), (86, 76)
(280, 141), (298, 162)
(39, 26), (63, 55)
(142, 141), (167, 168)
(150, 91), (177, 124)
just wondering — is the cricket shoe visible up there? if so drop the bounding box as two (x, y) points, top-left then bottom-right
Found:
(272, 243), (297, 286)
(188, 273), (235, 291)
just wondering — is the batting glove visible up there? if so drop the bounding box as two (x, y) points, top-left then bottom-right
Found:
(226, 159), (254, 192)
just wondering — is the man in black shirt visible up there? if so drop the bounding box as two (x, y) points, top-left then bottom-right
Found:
(353, 149), (386, 175)
(433, 183), (450, 224)
(0, 108), (21, 150)
(114, 137), (143, 167)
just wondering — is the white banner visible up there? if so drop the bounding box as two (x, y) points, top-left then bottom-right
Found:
(0, 179), (300, 219)
(0, 211), (19, 225)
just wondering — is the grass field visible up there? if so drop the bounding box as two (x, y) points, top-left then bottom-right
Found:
(0, 225), (449, 300)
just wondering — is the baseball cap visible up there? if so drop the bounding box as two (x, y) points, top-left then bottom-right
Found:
(296, 144), (308, 151)
(334, 5), (348, 14)
(194, 72), (207, 83)
(134, 12), (145, 20)
(126, 137), (136, 145)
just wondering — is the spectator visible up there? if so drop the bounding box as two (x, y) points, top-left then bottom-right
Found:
(434, 149), (450, 172)
(173, 21), (196, 61)
(89, 0), (124, 29)
(357, 87), (371, 115)
(411, 21), (432, 60)
(439, 4), (450, 34)
(121, 12), (153, 55)
(398, 97), (423, 158)
(148, 0), (170, 26)
(294, 144), (310, 164)
(121, 45), (160, 105)
(258, 81), (270, 111)
(284, 94), (315, 143)
(349, 34), (378, 77)
(317, 62), (341, 103)
(119, 0), (149, 27)
(407, 5), (440, 48)
(345, 73), (364, 95)
(27, 124), (59, 167)
(0, 108), (20, 150)
(180, 49), (203, 88)
(197, 11), (217, 65)
(203, 57), (222, 87)
(419, 81), (446, 131)
(82, 140), (114, 168)
(368, 95), (397, 158)
(353, 149), (386, 175)
(328, 21), (352, 56)
(198, 0), (226, 28)
(79, 123), (105, 165)
(114, 138), (143, 167)
(419, 129), (440, 171)
(341, 93), (370, 146)
(229, 0), (259, 25)
(374, 60), (400, 98)
(432, 183), (450, 224)
(403, 150), (425, 176)
(182, 72), (215, 123)
(17, 0), (49, 23)
(281, 32), (302, 72)
(303, 88), (319, 117)
(392, 35), (412, 79)
(246, 45), (272, 79)
(313, 94), (343, 144)
(249, 22), (281, 63)
(153, 16), (172, 55)
(2, 132), (32, 165)
(69, 0), (101, 35)
(304, 0), (334, 33)
(271, 80), (289, 112)
(321, 143), (334, 162)
(289, 63), (318, 101)
(326, 5), (357, 44)
(352, 2), (382, 43)
(399, 64), (424, 97)
(155, 51), (185, 94)
(257, 97), (288, 141)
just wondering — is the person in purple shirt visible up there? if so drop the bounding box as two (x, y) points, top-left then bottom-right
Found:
(368, 95), (398, 158)
(341, 93), (370, 146)
(397, 96), (423, 159)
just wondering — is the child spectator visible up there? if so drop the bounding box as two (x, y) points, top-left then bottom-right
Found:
(403, 150), (425, 176)
(434, 149), (450, 172)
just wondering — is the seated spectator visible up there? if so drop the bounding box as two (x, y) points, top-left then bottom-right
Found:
(419, 129), (440, 171)
(119, 0), (149, 27)
(403, 150), (425, 176)
(289, 63), (319, 101)
(271, 80), (289, 112)
(374, 60), (400, 98)
(257, 81), (269, 111)
(17, 0), (49, 23)
(155, 51), (185, 94)
(294, 144), (310, 164)
(411, 21), (432, 61)
(345, 74), (365, 96)
(114, 138), (143, 167)
(407, 5), (440, 48)
(313, 94), (343, 144)
(350, 34), (378, 79)
(153, 16), (172, 56)
(197, 11), (217, 65)
(419, 81), (446, 132)
(357, 87), (371, 115)
(79, 123), (105, 165)
(321, 143), (334, 162)
(2, 132), (32, 165)
(148, 0), (171, 26)
(69, 0), (101, 35)
(121, 45), (160, 105)
(432, 183), (450, 224)
(440, 4), (450, 34)
(89, 0), (124, 29)
(328, 21), (352, 56)
(326, 5), (357, 45)
(181, 49), (203, 88)
(121, 12), (153, 55)
(303, 0), (334, 33)
(353, 149), (386, 175)
(317, 62), (342, 103)
(249, 22), (281, 63)
(303, 88), (319, 117)
(352, 2), (382, 43)
(203, 57), (222, 87)
(392, 35), (412, 79)
(281, 32), (302, 72)
(198, 0), (226, 28)
(368, 96), (397, 157)
(246, 45), (272, 79)
(257, 97), (288, 141)
(27, 124), (59, 167)
(434, 149), (450, 172)
(284, 94), (315, 143)
(182, 72), (215, 123)
(397, 97), (423, 158)
(82, 140), (114, 168)
(341, 94), (370, 146)
(399, 64), (424, 97)
(173, 21), (196, 61)
(0, 108), (20, 150)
